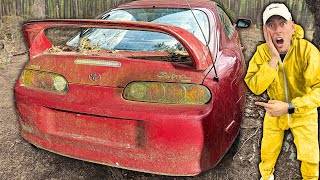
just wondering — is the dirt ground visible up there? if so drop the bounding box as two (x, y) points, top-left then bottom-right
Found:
(0, 17), (315, 180)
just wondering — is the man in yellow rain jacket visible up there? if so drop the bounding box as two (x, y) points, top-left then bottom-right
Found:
(245, 3), (320, 180)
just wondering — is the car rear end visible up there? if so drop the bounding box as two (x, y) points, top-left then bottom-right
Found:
(15, 19), (217, 175)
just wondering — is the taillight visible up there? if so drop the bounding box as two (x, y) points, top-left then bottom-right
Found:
(21, 70), (68, 94)
(123, 82), (211, 105)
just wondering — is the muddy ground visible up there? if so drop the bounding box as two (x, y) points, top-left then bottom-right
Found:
(0, 17), (315, 180)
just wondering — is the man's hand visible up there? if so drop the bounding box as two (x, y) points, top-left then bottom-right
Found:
(255, 100), (289, 117)
(263, 25), (280, 68)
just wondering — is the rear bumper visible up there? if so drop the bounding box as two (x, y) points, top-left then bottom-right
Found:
(19, 106), (204, 175)
(15, 82), (215, 175)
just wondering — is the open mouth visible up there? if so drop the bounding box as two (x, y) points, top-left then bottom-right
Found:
(276, 37), (284, 45)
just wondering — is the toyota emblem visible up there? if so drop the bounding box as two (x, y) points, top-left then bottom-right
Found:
(89, 72), (101, 82)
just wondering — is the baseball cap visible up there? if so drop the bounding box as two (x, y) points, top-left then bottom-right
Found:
(263, 3), (292, 24)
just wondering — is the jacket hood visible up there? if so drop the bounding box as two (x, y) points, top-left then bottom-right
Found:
(293, 24), (304, 39)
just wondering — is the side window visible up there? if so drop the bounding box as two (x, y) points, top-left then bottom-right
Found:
(216, 5), (234, 39)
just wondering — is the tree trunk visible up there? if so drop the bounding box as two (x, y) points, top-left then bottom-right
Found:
(32, 0), (46, 19)
(305, 0), (320, 143)
(306, 0), (320, 49)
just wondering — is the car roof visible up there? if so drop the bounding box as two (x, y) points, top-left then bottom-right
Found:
(118, 0), (217, 10)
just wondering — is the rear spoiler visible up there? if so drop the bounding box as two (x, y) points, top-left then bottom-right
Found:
(23, 19), (211, 70)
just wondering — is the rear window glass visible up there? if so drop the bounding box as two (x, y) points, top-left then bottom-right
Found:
(43, 8), (210, 66)
(67, 29), (186, 52)
(45, 27), (192, 65)
(97, 8), (209, 44)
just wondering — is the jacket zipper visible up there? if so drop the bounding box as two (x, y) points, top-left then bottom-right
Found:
(279, 47), (292, 125)
(281, 62), (290, 125)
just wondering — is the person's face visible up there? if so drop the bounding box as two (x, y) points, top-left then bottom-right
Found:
(265, 15), (294, 54)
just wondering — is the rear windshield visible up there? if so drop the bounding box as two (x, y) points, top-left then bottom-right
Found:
(45, 27), (192, 65)
(101, 8), (210, 44)
(67, 29), (186, 52)
(67, 8), (209, 51)
(45, 8), (209, 66)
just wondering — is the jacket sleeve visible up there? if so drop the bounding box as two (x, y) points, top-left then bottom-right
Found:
(291, 45), (320, 114)
(244, 46), (278, 95)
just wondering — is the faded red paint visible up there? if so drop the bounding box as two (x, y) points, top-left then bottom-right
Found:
(15, 0), (248, 176)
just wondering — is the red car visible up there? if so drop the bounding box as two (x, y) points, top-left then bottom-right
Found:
(15, 0), (250, 176)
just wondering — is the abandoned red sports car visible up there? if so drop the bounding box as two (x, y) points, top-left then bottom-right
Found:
(15, 0), (250, 176)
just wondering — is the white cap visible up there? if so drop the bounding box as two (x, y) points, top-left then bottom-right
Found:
(263, 3), (292, 24)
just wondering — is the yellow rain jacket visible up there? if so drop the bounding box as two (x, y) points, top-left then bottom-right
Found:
(245, 25), (320, 120)
(245, 25), (320, 179)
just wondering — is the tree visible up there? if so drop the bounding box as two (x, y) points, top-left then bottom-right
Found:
(306, 0), (320, 49)
(32, 0), (46, 19)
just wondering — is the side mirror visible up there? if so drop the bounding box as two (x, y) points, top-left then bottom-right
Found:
(236, 18), (251, 28)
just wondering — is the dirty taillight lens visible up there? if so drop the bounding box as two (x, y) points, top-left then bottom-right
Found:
(123, 82), (211, 105)
(21, 70), (68, 94)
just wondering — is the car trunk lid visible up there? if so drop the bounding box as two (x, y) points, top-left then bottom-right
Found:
(23, 19), (212, 86)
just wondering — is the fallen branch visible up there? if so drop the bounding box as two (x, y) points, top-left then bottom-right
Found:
(233, 128), (260, 160)
(12, 51), (27, 56)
